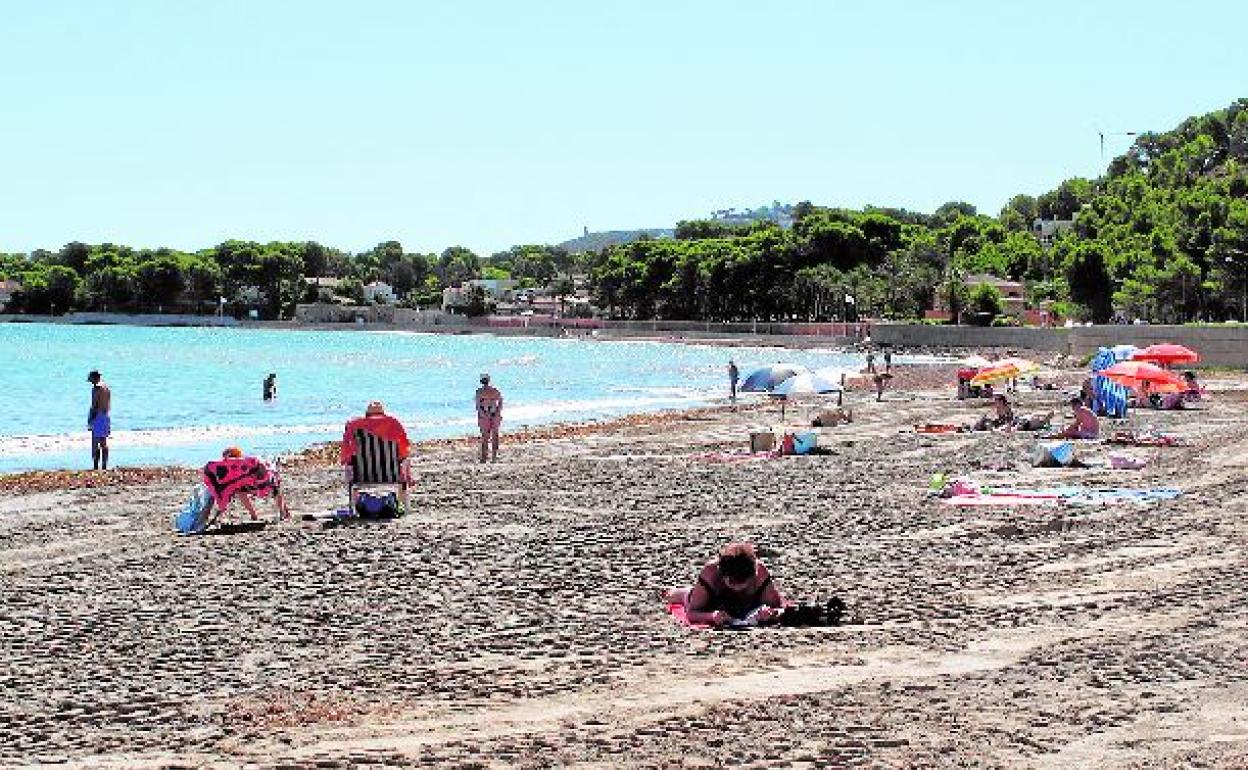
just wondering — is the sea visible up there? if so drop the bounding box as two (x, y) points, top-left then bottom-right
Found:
(0, 323), (928, 473)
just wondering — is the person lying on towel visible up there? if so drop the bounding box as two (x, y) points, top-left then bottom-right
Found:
(664, 542), (786, 627)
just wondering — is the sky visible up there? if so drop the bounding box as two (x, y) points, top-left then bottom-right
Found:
(1, 0), (1245, 258)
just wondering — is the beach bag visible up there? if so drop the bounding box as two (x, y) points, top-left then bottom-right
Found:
(792, 432), (817, 455)
(173, 483), (215, 535)
(780, 597), (847, 627)
(355, 490), (400, 519)
(1033, 441), (1076, 468)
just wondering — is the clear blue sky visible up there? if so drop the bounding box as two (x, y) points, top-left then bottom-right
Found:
(1, 0), (1244, 258)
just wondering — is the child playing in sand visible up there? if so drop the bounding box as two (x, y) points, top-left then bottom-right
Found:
(664, 542), (786, 627)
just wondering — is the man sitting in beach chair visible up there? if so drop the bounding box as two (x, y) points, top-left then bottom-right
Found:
(202, 446), (291, 524)
(341, 400), (412, 515)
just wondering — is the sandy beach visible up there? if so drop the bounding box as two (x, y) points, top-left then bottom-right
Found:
(3, 365), (1248, 768)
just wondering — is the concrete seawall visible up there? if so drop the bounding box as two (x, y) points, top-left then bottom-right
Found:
(871, 324), (1248, 368)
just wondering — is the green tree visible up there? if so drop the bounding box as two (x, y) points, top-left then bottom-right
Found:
(1064, 242), (1114, 322)
(966, 283), (1003, 325)
(136, 255), (188, 309)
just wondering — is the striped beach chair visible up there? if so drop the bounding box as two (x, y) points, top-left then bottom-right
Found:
(347, 428), (410, 515)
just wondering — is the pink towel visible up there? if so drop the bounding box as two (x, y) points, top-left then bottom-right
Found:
(666, 602), (711, 629)
(202, 457), (279, 511)
(943, 493), (1059, 507)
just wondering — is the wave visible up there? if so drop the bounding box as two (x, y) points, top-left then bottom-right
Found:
(0, 422), (345, 458)
(0, 391), (719, 461)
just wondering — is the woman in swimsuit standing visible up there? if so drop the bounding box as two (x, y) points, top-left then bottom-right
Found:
(665, 542), (786, 627)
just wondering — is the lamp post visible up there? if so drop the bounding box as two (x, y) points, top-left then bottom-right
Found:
(1229, 255), (1247, 322)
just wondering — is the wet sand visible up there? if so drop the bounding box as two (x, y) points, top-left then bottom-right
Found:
(3, 368), (1248, 768)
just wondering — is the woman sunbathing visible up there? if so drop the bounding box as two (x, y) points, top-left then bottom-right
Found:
(664, 542), (786, 627)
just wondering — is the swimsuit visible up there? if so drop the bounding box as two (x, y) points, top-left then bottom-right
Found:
(89, 413), (111, 440)
(696, 572), (774, 620)
(477, 401), (502, 431)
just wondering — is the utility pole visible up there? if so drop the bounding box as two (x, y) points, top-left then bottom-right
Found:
(1099, 130), (1138, 163)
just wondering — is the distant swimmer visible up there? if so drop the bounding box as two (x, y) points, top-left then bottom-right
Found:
(87, 370), (111, 470)
(263, 372), (278, 402)
(475, 373), (503, 463)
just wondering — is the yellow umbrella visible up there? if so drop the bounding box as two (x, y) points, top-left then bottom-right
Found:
(970, 361), (1021, 386)
(996, 356), (1040, 375)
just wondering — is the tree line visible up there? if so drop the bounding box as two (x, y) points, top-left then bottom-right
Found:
(4, 99), (1247, 324)
(0, 239), (581, 320)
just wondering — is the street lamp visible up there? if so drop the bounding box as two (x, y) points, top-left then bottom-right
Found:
(1228, 255), (1247, 322)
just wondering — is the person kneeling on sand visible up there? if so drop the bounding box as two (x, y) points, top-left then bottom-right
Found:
(663, 542), (786, 627)
(1049, 397), (1100, 439)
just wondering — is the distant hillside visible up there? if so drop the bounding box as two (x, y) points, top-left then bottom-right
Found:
(558, 229), (674, 254)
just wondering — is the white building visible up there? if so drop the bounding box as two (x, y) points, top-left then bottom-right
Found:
(363, 281), (397, 305)
(1032, 218), (1074, 248)
(0, 279), (20, 311)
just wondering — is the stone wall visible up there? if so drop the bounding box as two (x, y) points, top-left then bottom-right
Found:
(1069, 325), (1248, 368)
(870, 325), (1070, 352)
(871, 323), (1248, 368)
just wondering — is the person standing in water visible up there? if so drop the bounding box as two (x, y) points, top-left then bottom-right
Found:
(263, 373), (278, 402)
(728, 359), (740, 404)
(87, 370), (111, 470)
(475, 373), (503, 463)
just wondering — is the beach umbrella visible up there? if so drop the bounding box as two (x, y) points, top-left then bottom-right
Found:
(969, 361), (1023, 386)
(996, 356), (1040, 376)
(813, 366), (867, 385)
(1131, 343), (1199, 366)
(1098, 361), (1186, 391)
(739, 364), (810, 393)
(1109, 344), (1141, 361)
(770, 371), (844, 397)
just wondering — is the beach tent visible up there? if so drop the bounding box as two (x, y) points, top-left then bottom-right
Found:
(1090, 347), (1129, 417)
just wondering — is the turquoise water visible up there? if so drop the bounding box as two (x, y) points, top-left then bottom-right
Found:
(0, 323), (880, 473)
